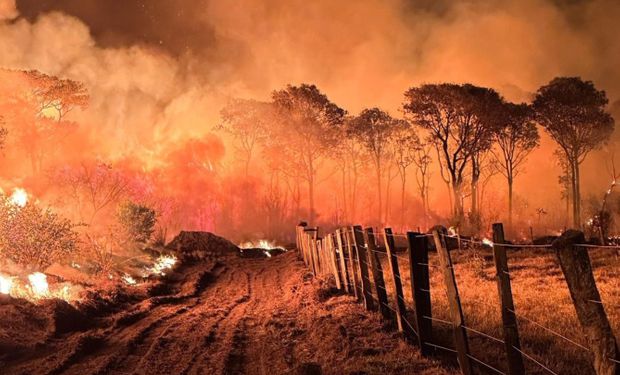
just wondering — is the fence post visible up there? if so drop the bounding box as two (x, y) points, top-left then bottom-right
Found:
(432, 230), (473, 375)
(492, 223), (525, 375)
(553, 230), (619, 375)
(408, 232), (433, 356)
(384, 228), (416, 342)
(345, 227), (361, 300)
(327, 233), (342, 289)
(364, 228), (391, 321)
(352, 225), (375, 311)
(336, 229), (352, 294)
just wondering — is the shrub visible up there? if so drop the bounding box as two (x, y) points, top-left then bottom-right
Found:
(0, 197), (79, 271)
(116, 201), (156, 245)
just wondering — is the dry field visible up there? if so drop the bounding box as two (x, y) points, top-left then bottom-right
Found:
(375, 243), (620, 374)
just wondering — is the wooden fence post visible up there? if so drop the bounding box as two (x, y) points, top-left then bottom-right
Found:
(408, 232), (433, 356)
(336, 229), (352, 294)
(352, 225), (375, 311)
(384, 228), (416, 342)
(327, 233), (342, 289)
(492, 223), (525, 375)
(432, 230), (473, 375)
(345, 227), (360, 300)
(364, 228), (391, 320)
(553, 230), (619, 375)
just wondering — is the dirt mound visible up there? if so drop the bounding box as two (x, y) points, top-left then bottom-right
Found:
(165, 231), (239, 259)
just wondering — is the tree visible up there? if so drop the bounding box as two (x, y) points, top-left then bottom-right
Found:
(391, 121), (420, 229)
(413, 140), (432, 225)
(403, 84), (502, 222)
(490, 102), (539, 229)
(348, 108), (402, 224)
(270, 84), (345, 224)
(218, 98), (270, 177)
(334, 118), (365, 223)
(117, 201), (157, 245)
(24, 70), (89, 122)
(533, 77), (614, 227)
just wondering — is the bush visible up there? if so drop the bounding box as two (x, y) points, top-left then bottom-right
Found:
(116, 201), (156, 245)
(0, 197), (79, 271)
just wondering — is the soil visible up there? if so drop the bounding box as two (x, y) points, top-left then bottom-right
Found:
(0, 252), (453, 375)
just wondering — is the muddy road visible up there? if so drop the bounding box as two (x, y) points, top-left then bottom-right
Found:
(1, 253), (452, 375)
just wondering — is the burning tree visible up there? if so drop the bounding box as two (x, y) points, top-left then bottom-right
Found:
(270, 84), (345, 225)
(116, 201), (157, 246)
(490, 102), (540, 229)
(0, 197), (79, 271)
(533, 77), (614, 227)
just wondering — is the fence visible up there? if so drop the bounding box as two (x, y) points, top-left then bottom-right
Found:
(295, 223), (620, 375)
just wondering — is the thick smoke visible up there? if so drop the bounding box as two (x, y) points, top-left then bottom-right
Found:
(0, 0), (619, 233)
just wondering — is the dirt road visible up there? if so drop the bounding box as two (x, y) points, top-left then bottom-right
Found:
(2, 253), (452, 375)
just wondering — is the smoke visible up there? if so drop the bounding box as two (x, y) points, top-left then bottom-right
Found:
(1, 0), (620, 232)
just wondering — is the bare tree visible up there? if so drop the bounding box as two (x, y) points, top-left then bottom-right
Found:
(490, 102), (540, 229)
(533, 77), (614, 227)
(270, 84), (345, 224)
(413, 139), (433, 224)
(391, 121), (419, 229)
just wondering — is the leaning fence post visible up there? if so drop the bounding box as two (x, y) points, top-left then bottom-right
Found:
(352, 225), (375, 311)
(553, 230), (619, 375)
(492, 223), (525, 375)
(336, 229), (352, 294)
(433, 230), (473, 375)
(364, 228), (392, 321)
(384, 228), (416, 342)
(408, 232), (433, 356)
(345, 227), (361, 301)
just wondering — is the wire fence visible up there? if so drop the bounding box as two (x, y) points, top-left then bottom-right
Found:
(296, 223), (620, 375)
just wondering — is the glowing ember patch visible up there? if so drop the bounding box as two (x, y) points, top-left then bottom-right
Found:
(149, 255), (177, 276)
(0, 274), (13, 294)
(482, 238), (494, 247)
(122, 274), (137, 285)
(10, 188), (28, 207)
(448, 226), (457, 236)
(28, 272), (49, 297)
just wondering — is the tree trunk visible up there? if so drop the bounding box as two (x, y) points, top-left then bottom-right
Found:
(574, 161), (582, 228)
(471, 160), (479, 217)
(376, 159), (382, 224)
(400, 173), (406, 231)
(508, 175), (514, 230)
(453, 180), (464, 221)
(341, 166), (348, 223)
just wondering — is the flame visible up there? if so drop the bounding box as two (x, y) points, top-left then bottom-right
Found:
(448, 226), (457, 236)
(28, 272), (49, 297)
(482, 238), (494, 247)
(0, 274), (13, 294)
(239, 239), (283, 250)
(148, 255), (177, 276)
(122, 274), (137, 285)
(10, 188), (28, 207)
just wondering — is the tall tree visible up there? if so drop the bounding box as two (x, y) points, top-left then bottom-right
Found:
(391, 121), (419, 229)
(403, 84), (501, 222)
(218, 98), (270, 178)
(271, 84), (345, 225)
(533, 77), (614, 227)
(491, 102), (540, 229)
(413, 140), (432, 225)
(348, 108), (401, 224)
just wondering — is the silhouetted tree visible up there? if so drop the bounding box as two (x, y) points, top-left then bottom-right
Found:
(413, 139), (432, 225)
(24, 70), (89, 122)
(403, 83), (502, 222)
(348, 108), (402, 224)
(391, 121), (419, 229)
(491, 102), (539, 229)
(533, 77), (614, 227)
(271, 84), (345, 224)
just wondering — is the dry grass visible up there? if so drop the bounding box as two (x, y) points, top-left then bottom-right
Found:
(370, 245), (620, 375)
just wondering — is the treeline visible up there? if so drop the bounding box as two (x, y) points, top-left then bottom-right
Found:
(220, 77), (614, 236)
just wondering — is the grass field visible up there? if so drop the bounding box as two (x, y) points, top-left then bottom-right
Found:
(371, 242), (620, 374)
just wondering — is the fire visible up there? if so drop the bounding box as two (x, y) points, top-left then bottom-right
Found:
(122, 274), (137, 285)
(148, 255), (177, 276)
(28, 272), (49, 297)
(239, 239), (283, 250)
(482, 238), (494, 247)
(0, 274), (13, 294)
(10, 187), (28, 207)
